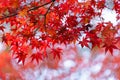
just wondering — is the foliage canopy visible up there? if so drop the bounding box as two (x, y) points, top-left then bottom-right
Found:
(0, 0), (120, 65)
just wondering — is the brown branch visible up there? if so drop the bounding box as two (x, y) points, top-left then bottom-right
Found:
(33, 2), (54, 34)
(0, 13), (18, 20)
(44, 2), (54, 33)
(0, 1), (52, 20)
(27, 1), (52, 12)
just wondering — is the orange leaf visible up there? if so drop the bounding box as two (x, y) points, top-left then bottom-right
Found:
(18, 9), (27, 17)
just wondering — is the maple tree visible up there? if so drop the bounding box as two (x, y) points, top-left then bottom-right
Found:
(0, 0), (120, 79)
(0, 0), (119, 63)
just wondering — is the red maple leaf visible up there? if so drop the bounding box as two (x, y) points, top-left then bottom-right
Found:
(103, 44), (118, 55)
(0, 25), (5, 32)
(31, 52), (43, 63)
(79, 37), (90, 48)
(102, 38), (118, 55)
(51, 47), (62, 59)
(15, 52), (27, 65)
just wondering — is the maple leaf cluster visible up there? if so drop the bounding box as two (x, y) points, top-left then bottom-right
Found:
(0, 0), (120, 64)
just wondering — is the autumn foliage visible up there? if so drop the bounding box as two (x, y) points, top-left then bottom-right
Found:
(0, 0), (120, 68)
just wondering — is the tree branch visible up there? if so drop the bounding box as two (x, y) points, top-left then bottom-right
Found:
(0, 1), (52, 20)
(33, 2), (54, 34)
(44, 2), (54, 33)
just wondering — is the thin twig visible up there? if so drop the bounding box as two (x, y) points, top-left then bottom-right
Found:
(0, 13), (18, 20)
(0, 1), (52, 20)
(44, 2), (54, 33)
(27, 1), (52, 12)
(33, 2), (54, 33)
